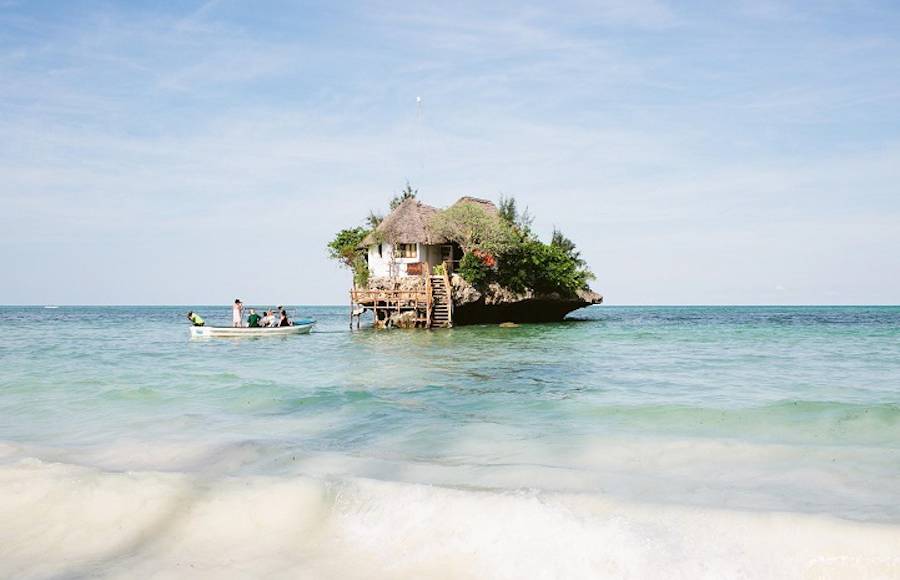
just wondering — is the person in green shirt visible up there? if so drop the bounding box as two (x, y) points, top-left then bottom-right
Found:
(247, 309), (261, 328)
(186, 311), (205, 326)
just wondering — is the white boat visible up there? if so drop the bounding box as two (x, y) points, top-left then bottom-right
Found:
(190, 319), (315, 338)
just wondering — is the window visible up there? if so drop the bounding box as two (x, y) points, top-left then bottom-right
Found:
(395, 243), (417, 259)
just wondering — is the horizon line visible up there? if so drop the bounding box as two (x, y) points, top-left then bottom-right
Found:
(2, 303), (898, 308)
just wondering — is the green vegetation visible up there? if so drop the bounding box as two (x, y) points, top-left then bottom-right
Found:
(439, 196), (594, 297)
(430, 202), (515, 255)
(327, 227), (368, 266)
(351, 254), (369, 287)
(498, 194), (533, 235)
(366, 211), (383, 229)
(497, 239), (593, 295)
(458, 252), (492, 288)
(327, 226), (370, 288)
(390, 181), (418, 210)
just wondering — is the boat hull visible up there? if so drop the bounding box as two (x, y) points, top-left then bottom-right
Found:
(190, 320), (315, 338)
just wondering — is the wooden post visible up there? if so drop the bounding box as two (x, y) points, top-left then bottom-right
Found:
(425, 276), (432, 328)
(443, 270), (453, 327)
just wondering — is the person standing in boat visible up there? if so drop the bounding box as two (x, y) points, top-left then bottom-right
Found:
(232, 299), (244, 327)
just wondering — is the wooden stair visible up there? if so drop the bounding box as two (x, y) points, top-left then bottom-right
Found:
(429, 275), (452, 328)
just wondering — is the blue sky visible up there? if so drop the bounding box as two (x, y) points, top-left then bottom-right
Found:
(2, 0), (899, 304)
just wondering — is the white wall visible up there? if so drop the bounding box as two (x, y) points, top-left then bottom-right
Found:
(366, 242), (419, 278)
(367, 242), (443, 278)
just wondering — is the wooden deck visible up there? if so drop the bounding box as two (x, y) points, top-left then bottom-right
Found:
(349, 264), (453, 329)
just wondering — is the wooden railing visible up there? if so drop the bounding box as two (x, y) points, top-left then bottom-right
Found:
(349, 289), (428, 303)
(424, 262), (433, 326)
(349, 261), (453, 329)
(441, 268), (453, 327)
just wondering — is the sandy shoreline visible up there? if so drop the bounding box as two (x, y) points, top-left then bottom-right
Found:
(2, 455), (899, 579)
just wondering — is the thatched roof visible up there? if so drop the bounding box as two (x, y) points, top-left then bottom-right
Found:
(360, 196), (500, 247)
(360, 198), (445, 246)
(452, 196), (499, 214)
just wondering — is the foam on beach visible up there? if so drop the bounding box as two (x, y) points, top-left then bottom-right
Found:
(1, 458), (899, 579)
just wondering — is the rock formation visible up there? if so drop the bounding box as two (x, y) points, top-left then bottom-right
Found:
(362, 275), (602, 326)
(448, 275), (602, 324)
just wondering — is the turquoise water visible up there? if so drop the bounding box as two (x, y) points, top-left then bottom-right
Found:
(1, 305), (899, 578)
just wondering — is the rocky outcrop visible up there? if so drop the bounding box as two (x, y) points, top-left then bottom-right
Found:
(388, 310), (418, 329)
(367, 277), (425, 293)
(361, 275), (602, 326)
(449, 275), (602, 324)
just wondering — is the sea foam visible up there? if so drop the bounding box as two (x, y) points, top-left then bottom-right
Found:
(1, 458), (898, 579)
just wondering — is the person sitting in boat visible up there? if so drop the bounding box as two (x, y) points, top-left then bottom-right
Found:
(247, 309), (261, 328)
(279, 309), (292, 327)
(186, 311), (205, 327)
(259, 310), (273, 327)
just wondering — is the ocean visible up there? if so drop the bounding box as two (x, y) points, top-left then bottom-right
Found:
(1, 305), (898, 578)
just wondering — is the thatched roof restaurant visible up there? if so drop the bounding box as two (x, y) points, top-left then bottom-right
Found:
(360, 197), (498, 279)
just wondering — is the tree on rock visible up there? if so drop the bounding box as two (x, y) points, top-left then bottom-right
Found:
(390, 181), (418, 211)
(327, 227), (370, 287)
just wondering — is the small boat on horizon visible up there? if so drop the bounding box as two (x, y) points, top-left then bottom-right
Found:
(44, 305), (60, 309)
(190, 319), (315, 338)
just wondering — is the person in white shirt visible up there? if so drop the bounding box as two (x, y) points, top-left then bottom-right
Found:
(232, 299), (243, 327)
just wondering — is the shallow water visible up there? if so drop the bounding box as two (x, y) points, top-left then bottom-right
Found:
(1, 305), (899, 578)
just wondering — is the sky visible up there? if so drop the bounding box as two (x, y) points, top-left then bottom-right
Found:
(1, 0), (899, 305)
